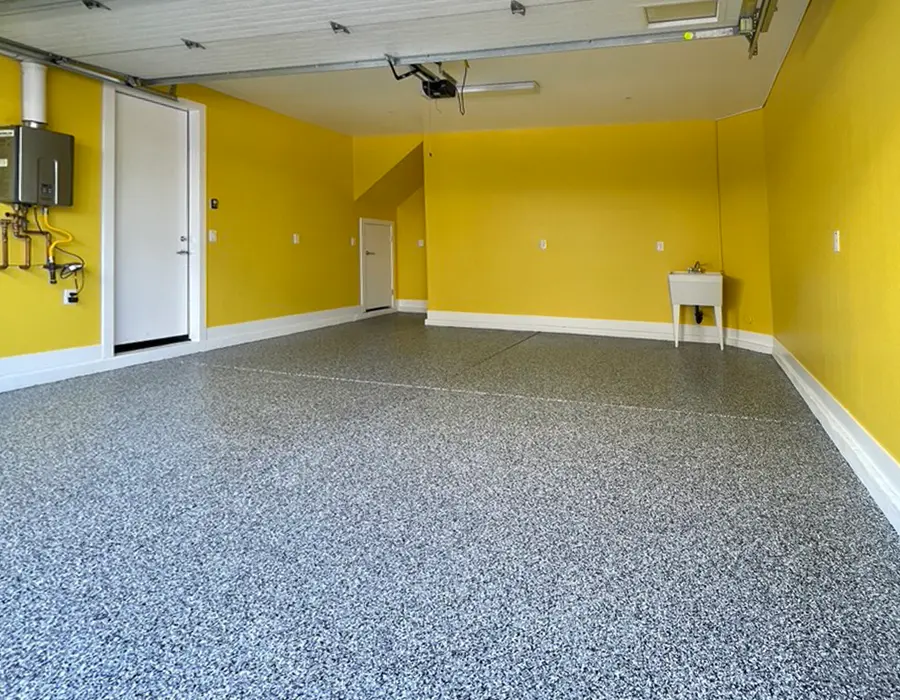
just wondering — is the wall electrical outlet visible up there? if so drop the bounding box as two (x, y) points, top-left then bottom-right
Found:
(292, 233), (300, 245)
(539, 239), (548, 250)
(63, 290), (78, 305)
(208, 229), (217, 243)
(833, 230), (841, 253)
(656, 241), (665, 252)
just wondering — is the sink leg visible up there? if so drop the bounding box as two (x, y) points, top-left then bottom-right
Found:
(672, 304), (681, 348)
(714, 305), (724, 350)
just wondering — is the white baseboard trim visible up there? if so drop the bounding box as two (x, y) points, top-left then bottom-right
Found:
(206, 305), (362, 350)
(773, 340), (900, 534)
(395, 299), (428, 313)
(0, 345), (103, 393)
(425, 310), (773, 354)
(0, 305), (362, 394)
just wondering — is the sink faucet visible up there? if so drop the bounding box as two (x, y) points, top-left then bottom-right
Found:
(689, 260), (704, 273)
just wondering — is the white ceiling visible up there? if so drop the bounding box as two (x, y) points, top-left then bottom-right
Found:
(0, 0), (810, 135)
(210, 0), (808, 135)
(1, 0), (747, 79)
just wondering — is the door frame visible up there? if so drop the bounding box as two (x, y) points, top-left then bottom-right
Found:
(358, 217), (395, 315)
(100, 83), (206, 359)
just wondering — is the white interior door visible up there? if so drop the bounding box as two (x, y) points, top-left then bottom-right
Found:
(362, 221), (393, 311)
(114, 92), (189, 348)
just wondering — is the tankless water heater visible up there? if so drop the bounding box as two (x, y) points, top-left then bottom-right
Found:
(0, 125), (74, 207)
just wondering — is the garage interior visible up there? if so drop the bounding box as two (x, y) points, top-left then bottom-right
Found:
(1, 0), (899, 697)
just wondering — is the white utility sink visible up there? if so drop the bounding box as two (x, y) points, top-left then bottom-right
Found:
(668, 271), (724, 350)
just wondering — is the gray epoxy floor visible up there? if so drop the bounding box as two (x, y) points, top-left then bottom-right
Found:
(2, 314), (899, 699)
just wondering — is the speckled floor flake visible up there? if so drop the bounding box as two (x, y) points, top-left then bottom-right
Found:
(2, 314), (899, 699)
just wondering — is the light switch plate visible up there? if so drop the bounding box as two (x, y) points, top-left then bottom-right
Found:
(292, 233), (300, 245)
(417, 239), (425, 248)
(833, 230), (841, 253)
(350, 237), (356, 246)
(208, 229), (217, 243)
(656, 241), (664, 252)
(539, 239), (547, 250)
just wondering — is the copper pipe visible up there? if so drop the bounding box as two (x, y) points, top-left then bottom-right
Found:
(0, 219), (9, 271)
(24, 228), (52, 264)
(10, 212), (30, 270)
(26, 227), (54, 282)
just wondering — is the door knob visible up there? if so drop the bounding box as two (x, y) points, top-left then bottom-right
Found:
(176, 250), (190, 255)
(365, 251), (375, 256)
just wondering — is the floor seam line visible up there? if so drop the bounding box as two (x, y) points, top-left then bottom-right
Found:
(186, 360), (805, 426)
(448, 331), (540, 378)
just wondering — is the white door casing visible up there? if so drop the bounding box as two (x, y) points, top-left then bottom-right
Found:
(113, 92), (189, 346)
(101, 83), (206, 358)
(360, 219), (394, 312)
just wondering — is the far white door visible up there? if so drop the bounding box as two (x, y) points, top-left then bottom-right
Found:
(114, 92), (189, 349)
(361, 220), (393, 312)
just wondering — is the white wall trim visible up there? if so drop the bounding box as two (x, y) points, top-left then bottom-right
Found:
(205, 305), (362, 349)
(773, 340), (900, 534)
(425, 310), (773, 354)
(396, 299), (427, 313)
(0, 345), (103, 393)
(100, 83), (207, 358)
(0, 305), (362, 394)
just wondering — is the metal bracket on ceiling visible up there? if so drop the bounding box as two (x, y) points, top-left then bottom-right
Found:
(182, 38), (206, 50)
(385, 55), (442, 84)
(330, 21), (351, 35)
(744, 0), (778, 58)
(82, 0), (111, 9)
(511, 1), (526, 17)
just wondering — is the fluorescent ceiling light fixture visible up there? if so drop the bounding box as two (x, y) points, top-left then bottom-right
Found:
(645, 1), (719, 26)
(460, 81), (539, 96)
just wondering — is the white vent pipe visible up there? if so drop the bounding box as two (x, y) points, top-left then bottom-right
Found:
(21, 61), (47, 128)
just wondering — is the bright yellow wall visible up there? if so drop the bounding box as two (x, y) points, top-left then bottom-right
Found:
(0, 62), (358, 361)
(353, 134), (423, 200)
(424, 122), (723, 322)
(179, 86), (357, 327)
(353, 144), (425, 299)
(396, 187), (427, 301)
(354, 143), (424, 221)
(764, 0), (900, 459)
(0, 58), (101, 358)
(717, 110), (773, 334)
